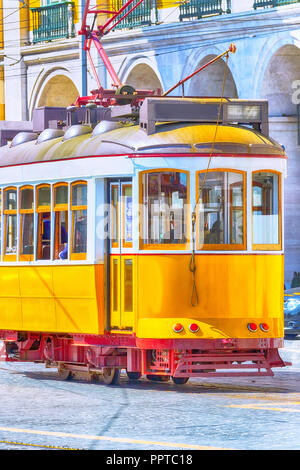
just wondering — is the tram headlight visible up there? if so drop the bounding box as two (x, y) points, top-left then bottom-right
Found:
(260, 323), (270, 332)
(247, 323), (258, 333)
(189, 323), (199, 333)
(173, 323), (184, 333)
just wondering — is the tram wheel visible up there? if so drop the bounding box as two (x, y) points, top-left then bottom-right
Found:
(171, 377), (189, 385)
(126, 371), (141, 380)
(146, 375), (170, 382)
(57, 366), (72, 381)
(102, 367), (120, 385)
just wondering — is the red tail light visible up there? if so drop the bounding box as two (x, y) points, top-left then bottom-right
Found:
(173, 323), (184, 333)
(260, 323), (270, 332)
(189, 323), (199, 333)
(247, 323), (258, 332)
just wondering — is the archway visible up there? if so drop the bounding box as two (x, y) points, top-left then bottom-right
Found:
(260, 44), (300, 117)
(37, 75), (79, 108)
(187, 55), (238, 98)
(125, 64), (163, 92)
(259, 44), (300, 286)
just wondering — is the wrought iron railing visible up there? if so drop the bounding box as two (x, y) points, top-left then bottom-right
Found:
(253, 0), (300, 9)
(180, 0), (231, 21)
(110, 0), (157, 30)
(31, 2), (75, 43)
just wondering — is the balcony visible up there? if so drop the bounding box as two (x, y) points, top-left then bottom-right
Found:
(253, 0), (300, 8)
(180, 0), (231, 21)
(30, 2), (75, 44)
(110, 0), (157, 30)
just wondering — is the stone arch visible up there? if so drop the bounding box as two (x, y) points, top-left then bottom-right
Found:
(37, 74), (79, 108)
(260, 44), (300, 116)
(187, 54), (238, 98)
(120, 58), (163, 93)
(30, 68), (80, 117)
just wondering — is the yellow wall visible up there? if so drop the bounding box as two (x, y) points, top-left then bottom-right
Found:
(0, 264), (104, 334)
(0, 0), (3, 49)
(20, 0), (30, 45)
(0, 66), (4, 120)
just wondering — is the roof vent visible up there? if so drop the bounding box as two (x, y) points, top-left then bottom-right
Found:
(63, 125), (92, 141)
(37, 128), (64, 144)
(11, 132), (38, 147)
(92, 120), (123, 137)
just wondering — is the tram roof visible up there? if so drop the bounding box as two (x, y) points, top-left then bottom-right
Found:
(0, 121), (286, 168)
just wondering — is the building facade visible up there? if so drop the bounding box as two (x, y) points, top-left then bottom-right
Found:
(1, 0), (300, 285)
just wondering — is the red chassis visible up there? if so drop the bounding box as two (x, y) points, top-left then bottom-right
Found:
(0, 330), (288, 380)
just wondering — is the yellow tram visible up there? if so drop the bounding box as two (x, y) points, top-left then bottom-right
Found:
(0, 97), (288, 383)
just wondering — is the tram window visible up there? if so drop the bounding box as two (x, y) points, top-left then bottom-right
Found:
(111, 184), (119, 248)
(3, 188), (17, 259)
(37, 186), (50, 207)
(252, 172), (280, 248)
(122, 184), (132, 248)
(36, 185), (51, 260)
(53, 183), (68, 260)
(197, 171), (245, 250)
(20, 186), (34, 260)
(71, 181), (87, 259)
(141, 171), (188, 247)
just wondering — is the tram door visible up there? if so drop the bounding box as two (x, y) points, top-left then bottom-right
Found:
(109, 180), (134, 331)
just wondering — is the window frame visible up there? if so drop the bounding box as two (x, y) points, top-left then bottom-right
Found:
(19, 185), (34, 261)
(196, 169), (247, 251)
(53, 182), (69, 260)
(139, 168), (190, 251)
(110, 183), (119, 249)
(3, 186), (17, 261)
(70, 180), (87, 260)
(36, 183), (52, 261)
(252, 169), (282, 251)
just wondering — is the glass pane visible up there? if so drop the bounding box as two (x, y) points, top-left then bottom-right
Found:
(253, 172), (279, 245)
(54, 211), (68, 260)
(37, 186), (50, 207)
(143, 172), (188, 244)
(123, 185), (132, 244)
(199, 172), (224, 245)
(55, 185), (68, 206)
(198, 171), (244, 246)
(72, 209), (87, 254)
(37, 212), (51, 260)
(72, 183), (87, 207)
(5, 214), (17, 254)
(111, 185), (119, 245)
(113, 259), (118, 311)
(21, 213), (34, 255)
(5, 189), (17, 211)
(124, 259), (133, 312)
(21, 188), (34, 210)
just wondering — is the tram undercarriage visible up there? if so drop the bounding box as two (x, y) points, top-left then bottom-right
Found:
(0, 331), (288, 384)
